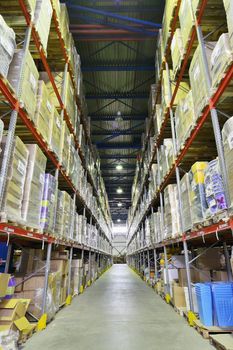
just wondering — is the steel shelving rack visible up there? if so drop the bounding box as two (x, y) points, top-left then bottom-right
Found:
(127, 0), (233, 321)
(0, 0), (113, 328)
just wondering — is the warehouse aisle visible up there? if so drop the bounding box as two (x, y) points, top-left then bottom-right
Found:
(24, 265), (213, 350)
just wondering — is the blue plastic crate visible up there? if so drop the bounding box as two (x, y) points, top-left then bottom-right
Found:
(195, 283), (213, 326)
(211, 283), (233, 327)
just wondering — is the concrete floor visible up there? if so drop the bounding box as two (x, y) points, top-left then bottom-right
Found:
(24, 264), (213, 350)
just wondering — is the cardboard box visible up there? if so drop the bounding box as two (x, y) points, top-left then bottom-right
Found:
(50, 259), (68, 275)
(178, 268), (196, 287)
(212, 270), (228, 282)
(0, 274), (10, 298)
(194, 270), (211, 283)
(0, 299), (27, 322)
(172, 284), (186, 308)
(195, 248), (224, 270)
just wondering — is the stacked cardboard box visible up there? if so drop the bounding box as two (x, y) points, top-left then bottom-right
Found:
(164, 185), (181, 238)
(22, 145), (47, 229)
(180, 173), (192, 232)
(34, 0), (53, 55)
(40, 174), (57, 233)
(8, 50), (39, 120)
(179, 0), (200, 50)
(0, 15), (16, 78)
(189, 42), (215, 119)
(55, 191), (72, 239)
(162, 0), (179, 54)
(35, 81), (54, 147)
(0, 137), (29, 223)
(223, 0), (233, 49)
(171, 29), (185, 76)
(189, 162), (208, 225)
(175, 90), (196, 152)
(71, 259), (83, 295)
(60, 122), (70, 173)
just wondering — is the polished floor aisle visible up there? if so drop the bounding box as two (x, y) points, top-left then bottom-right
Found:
(24, 265), (213, 350)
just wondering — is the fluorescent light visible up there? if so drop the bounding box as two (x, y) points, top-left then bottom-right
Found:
(117, 188), (123, 194)
(117, 219), (121, 223)
(116, 164), (123, 171)
(117, 202), (122, 207)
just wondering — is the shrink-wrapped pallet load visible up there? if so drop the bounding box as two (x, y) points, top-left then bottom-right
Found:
(222, 116), (233, 208)
(50, 107), (63, 161)
(153, 104), (164, 138)
(148, 84), (157, 117)
(155, 29), (164, 83)
(0, 15), (16, 78)
(0, 137), (29, 223)
(189, 42), (215, 119)
(162, 0), (179, 55)
(51, 0), (61, 17)
(180, 173), (192, 232)
(35, 81), (54, 146)
(40, 174), (57, 233)
(34, 0), (53, 55)
(55, 191), (71, 239)
(60, 4), (70, 51)
(223, 0), (233, 49)
(175, 90), (196, 152)
(60, 122), (70, 173)
(171, 28), (185, 77)
(179, 0), (200, 50)
(8, 50), (39, 120)
(22, 145), (47, 228)
(204, 159), (227, 217)
(210, 33), (233, 93)
(43, 71), (77, 131)
(161, 69), (189, 112)
(164, 184), (181, 238)
(189, 162), (208, 225)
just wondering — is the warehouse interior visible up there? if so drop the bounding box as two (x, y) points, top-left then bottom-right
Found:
(1, 0), (233, 349)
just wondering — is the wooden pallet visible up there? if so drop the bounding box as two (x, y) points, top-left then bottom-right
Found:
(209, 334), (233, 350)
(194, 320), (233, 340)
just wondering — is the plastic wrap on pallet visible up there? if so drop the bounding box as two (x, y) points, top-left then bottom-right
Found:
(223, 0), (233, 50)
(59, 4), (70, 50)
(153, 104), (163, 138)
(180, 173), (192, 232)
(175, 90), (196, 152)
(222, 116), (233, 208)
(0, 15), (16, 78)
(210, 33), (233, 93)
(0, 120), (4, 150)
(50, 107), (62, 162)
(40, 174), (57, 233)
(161, 69), (189, 112)
(162, 0), (179, 55)
(204, 159), (227, 217)
(8, 49), (39, 120)
(51, 0), (61, 17)
(22, 145), (47, 228)
(35, 81), (54, 147)
(0, 137), (28, 223)
(55, 190), (71, 239)
(179, 0), (200, 50)
(60, 122), (70, 173)
(34, 0), (53, 55)
(148, 84), (157, 117)
(189, 162), (208, 225)
(171, 28), (185, 76)
(189, 42), (215, 119)
(155, 29), (164, 84)
(43, 71), (77, 132)
(164, 184), (181, 238)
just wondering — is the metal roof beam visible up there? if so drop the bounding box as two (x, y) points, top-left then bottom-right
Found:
(82, 65), (155, 72)
(86, 93), (148, 99)
(97, 143), (141, 149)
(100, 155), (137, 160)
(92, 130), (142, 136)
(90, 115), (146, 121)
(67, 4), (162, 28)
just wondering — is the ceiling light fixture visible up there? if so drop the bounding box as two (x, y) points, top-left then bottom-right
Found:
(116, 164), (123, 171)
(117, 202), (122, 207)
(117, 187), (123, 194)
(117, 219), (121, 223)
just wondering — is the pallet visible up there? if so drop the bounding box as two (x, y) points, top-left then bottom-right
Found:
(209, 334), (233, 350)
(193, 320), (233, 340)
